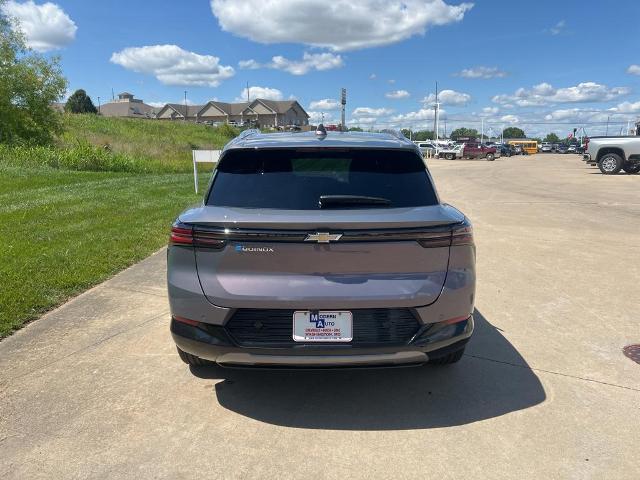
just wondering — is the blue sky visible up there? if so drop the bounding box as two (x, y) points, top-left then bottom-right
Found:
(4, 0), (640, 137)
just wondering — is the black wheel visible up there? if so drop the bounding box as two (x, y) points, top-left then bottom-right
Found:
(598, 153), (624, 174)
(177, 347), (211, 366)
(445, 153), (455, 160)
(622, 163), (640, 174)
(485, 153), (495, 161)
(429, 347), (465, 365)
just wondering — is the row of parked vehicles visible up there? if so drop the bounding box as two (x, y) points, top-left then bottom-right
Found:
(540, 142), (584, 154)
(414, 141), (531, 161)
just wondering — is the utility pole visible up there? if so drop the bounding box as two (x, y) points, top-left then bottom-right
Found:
(433, 81), (439, 152)
(605, 115), (610, 135)
(111, 88), (114, 101)
(481, 117), (484, 144)
(340, 88), (347, 131)
(97, 96), (101, 114)
(246, 81), (250, 102)
(184, 90), (188, 121)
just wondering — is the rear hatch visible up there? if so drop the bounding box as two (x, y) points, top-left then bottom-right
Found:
(183, 147), (465, 309)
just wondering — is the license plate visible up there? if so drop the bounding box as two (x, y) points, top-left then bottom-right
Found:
(293, 311), (353, 342)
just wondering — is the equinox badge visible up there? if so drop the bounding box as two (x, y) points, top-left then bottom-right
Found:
(304, 232), (343, 243)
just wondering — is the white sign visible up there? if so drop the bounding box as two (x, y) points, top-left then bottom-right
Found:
(192, 150), (221, 193)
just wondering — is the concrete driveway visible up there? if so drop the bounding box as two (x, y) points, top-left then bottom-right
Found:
(1, 154), (639, 479)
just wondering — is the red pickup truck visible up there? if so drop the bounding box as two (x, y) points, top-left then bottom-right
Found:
(462, 143), (496, 161)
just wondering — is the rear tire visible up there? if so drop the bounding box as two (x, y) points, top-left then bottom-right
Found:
(622, 163), (640, 174)
(429, 347), (465, 365)
(598, 153), (624, 174)
(445, 153), (455, 160)
(177, 347), (211, 366)
(485, 153), (495, 161)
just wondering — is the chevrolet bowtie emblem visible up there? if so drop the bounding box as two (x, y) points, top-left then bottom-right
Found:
(304, 232), (343, 243)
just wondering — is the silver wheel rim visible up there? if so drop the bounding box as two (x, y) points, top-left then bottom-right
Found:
(602, 157), (617, 172)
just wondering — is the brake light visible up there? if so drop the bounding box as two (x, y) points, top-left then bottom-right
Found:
(417, 220), (474, 248)
(169, 222), (227, 249)
(584, 137), (589, 152)
(170, 222), (193, 245)
(451, 223), (474, 246)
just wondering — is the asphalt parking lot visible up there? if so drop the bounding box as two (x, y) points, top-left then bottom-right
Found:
(1, 153), (639, 479)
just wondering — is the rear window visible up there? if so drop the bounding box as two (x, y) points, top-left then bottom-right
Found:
(207, 148), (438, 209)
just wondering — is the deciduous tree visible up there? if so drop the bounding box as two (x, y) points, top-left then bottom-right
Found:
(0, 0), (67, 144)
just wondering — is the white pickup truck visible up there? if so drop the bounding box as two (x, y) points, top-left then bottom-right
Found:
(583, 136), (640, 174)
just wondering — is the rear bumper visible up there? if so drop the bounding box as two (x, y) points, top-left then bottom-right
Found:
(171, 315), (473, 368)
(583, 153), (595, 164)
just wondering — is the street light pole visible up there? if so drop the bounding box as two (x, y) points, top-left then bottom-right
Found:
(184, 90), (188, 121)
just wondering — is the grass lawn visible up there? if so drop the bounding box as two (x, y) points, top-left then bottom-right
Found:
(0, 163), (209, 337)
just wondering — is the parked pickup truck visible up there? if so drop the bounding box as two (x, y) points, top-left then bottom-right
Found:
(438, 143), (464, 160)
(463, 143), (497, 161)
(583, 136), (640, 174)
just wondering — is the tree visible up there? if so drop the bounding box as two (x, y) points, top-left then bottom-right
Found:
(413, 130), (434, 141)
(503, 127), (526, 139)
(348, 126), (364, 132)
(543, 133), (560, 143)
(450, 127), (479, 139)
(0, 1), (67, 144)
(65, 89), (97, 114)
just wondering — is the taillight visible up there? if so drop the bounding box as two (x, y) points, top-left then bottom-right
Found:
(451, 222), (474, 246)
(418, 220), (474, 248)
(170, 222), (193, 245)
(169, 221), (226, 249)
(584, 137), (589, 152)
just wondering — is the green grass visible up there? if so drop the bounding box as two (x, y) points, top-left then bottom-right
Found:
(0, 115), (238, 337)
(0, 163), (210, 338)
(58, 114), (238, 171)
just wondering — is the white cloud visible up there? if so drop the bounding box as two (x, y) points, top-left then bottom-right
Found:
(608, 101), (640, 114)
(627, 65), (640, 76)
(308, 98), (341, 110)
(210, 0), (473, 51)
(2, 0), (76, 52)
(549, 20), (565, 35)
(390, 108), (439, 123)
(500, 114), (519, 123)
(492, 82), (630, 107)
(238, 59), (260, 70)
(352, 107), (394, 117)
(455, 66), (507, 79)
(388, 79), (396, 84)
(369, 73), (377, 80)
(422, 89), (471, 106)
(110, 45), (235, 87)
(386, 90), (410, 99)
(239, 52), (344, 75)
(308, 111), (336, 124)
(236, 86), (284, 102)
(482, 106), (499, 115)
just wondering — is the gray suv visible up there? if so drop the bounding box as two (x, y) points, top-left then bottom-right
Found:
(168, 127), (475, 368)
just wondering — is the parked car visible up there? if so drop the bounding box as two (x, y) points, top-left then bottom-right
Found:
(415, 142), (437, 157)
(541, 143), (552, 153)
(462, 142), (497, 161)
(567, 145), (577, 153)
(438, 143), (464, 160)
(496, 144), (513, 157)
(168, 128), (476, 368)
(583, 136), (640, 174)
(556, 145), (569, 154)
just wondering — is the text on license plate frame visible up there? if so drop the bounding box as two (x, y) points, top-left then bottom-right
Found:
(292, 310), (353, 343)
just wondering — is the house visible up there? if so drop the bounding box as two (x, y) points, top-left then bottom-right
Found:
(155, 103), (204, 121)
(99, 92), (158, 118)
(157, 98), (309, 128)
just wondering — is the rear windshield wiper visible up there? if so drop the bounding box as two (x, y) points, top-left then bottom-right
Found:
(318, 195), (392, 208)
